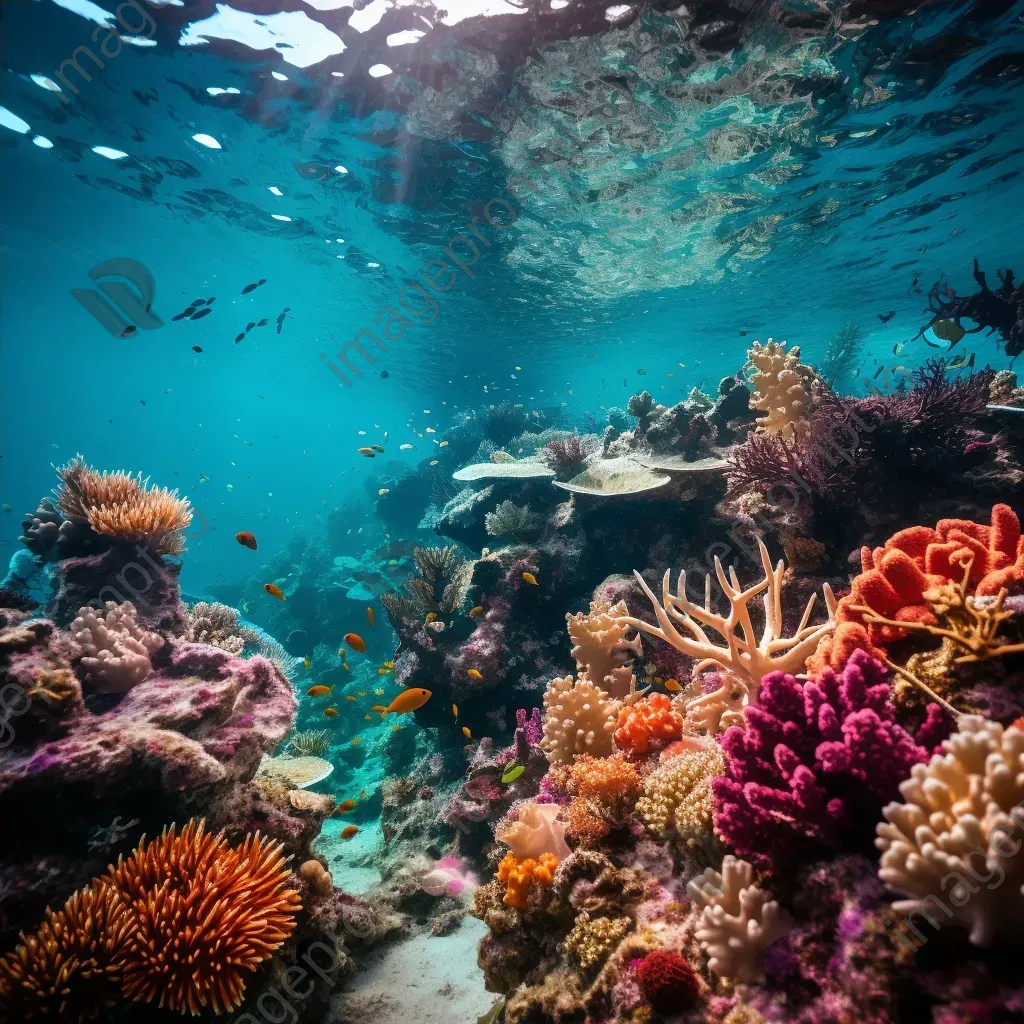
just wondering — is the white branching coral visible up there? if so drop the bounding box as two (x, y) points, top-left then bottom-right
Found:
(876, 715), (1024, 948)
(541, 675), (619, 764)
(566, 600), (643, 700)
(70, 601), (163, 693)
(688, 856), (791, 982)
(747, 339), (815, 439)
(617, 539), (836, 705)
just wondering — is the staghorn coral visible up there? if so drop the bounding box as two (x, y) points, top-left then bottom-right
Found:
(380, 544), (473, 622)
(618, 537), (836, 704)
(566, 599), (642, 699)
(496, 852), (560, 909)
(540, 674), (619, 764)
(55, 456), (193, 556)
(713, 649), (947, 869)
(183, 601), (251, 655)
(69, 601), (163, 693)
(0, 884), (130, 1023)
(636, 745), (724, 849)
(614, 692), (683, 756)
(496, 800), (571, 861)
(287, 728), (332, 756)
(564, 912), (632, 969)
(876, 715), (1024, 947)
(688, 855), (790, 983)
(485, 499), (543, 541)
(747, 339), (815, 439)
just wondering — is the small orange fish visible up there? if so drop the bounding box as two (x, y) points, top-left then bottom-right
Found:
(367, 607), (376, 627)
(467, 668), (484, 681)
(462, 726), (472, 739)
(357, 447), (375, 457)
(452, 703), (458, 717)
(340, 825), (359, 840)
(336, 799), (357, 813)
(425, 612), (437, 624)
(359, 790), (366, 799)
(303, 657), (310, 670)
(342, 662), (350, 672)
(522, 572), (538, 586)
(664, 678), (682, 693)
(306, 684), (333, 697)
(377, 667), (389, 675)
(469, 605), (484, 618)
(372, 688), (432, 716)
(391, 724), (403, 732)
(235, 531), (257, 550)
(344, 632), (367, 653)
(363, 714), (372, 721)
(323, 707), (338, 718)
(351, 737), (361, 746)
(345, 695), (357, 702)
(264, 583), (286, 600)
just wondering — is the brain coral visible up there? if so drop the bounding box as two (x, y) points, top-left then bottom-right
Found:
(540, 674), (619, 764)
(876, 714), (1024, 947)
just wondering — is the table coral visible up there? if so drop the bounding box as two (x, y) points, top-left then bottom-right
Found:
(876, 714), (1024, 947)
(614, 692), (683, 756)
(712, 649), (946, 869)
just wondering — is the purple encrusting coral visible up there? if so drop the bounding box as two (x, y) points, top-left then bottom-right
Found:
(712, 649), (949, 869)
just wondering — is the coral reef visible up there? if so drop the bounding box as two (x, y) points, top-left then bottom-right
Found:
(69, 600), (163, 693)
(747, 339), (816, 439)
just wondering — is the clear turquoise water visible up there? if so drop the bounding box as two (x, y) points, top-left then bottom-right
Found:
(2, 0), (1023, 599)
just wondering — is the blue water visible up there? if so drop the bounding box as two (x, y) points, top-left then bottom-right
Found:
(2, 0), (1023, 604)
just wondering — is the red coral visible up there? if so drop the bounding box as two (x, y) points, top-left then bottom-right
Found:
(635, 950), (701, 1013)
(810, 504), (1024, 673)
(614, 693), (683, 756)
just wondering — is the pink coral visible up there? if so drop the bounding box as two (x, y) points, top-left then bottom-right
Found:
(613, 693), (683, 756)
(712, 649), (948, 869)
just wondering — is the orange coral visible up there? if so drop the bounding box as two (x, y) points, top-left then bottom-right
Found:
(614, 692), (683, 756)
(56, 456), (193, 556)
(103, 820), (300, 1015)
(557, 753), (642, 846)
(496, 852), (559, 909)
(0, 885), (130, 1023)
(810, 504), (1024, 674)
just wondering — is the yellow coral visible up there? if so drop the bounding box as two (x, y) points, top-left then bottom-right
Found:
(565, 912), (632, 969)
(566, 600), (642, 698)
(747, 338), (815, 439)
(496, 852), (559, 909)
(636, 746), (724, 848)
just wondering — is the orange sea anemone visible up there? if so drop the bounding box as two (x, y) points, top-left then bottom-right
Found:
(496, 852), (559, 909)
(103, 820), (301, 1016)
(0, 885), (130, 1023)
(56, 455), (193, 556)
(614, 692), (683, 756)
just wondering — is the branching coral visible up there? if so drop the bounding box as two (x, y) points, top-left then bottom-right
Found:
(618, 538), (836, 710)
(566, 599), (642, 699)
(565, 912), (632, 969)
(540, 675), (619, 764)
(636, 745), (724, 849)
(876, 715), (1024, 947)
(747, 339), (816, 439)
(688, 855), (790, 983)
(380, 544), (473, 622)
(55, 455), (193, 556)
(69, 601), (163, 693)
(485, 500), (543, 541)
(713, 649), (946, 869)
(614, 693), (683, 756)
(496, 852), (560, 909)
(184, 601), (251, 654)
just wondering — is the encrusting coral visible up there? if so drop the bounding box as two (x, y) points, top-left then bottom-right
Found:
(876, 714), (1024, 948)
(69, 601), (163, 693)
(687, 855), (790, 983)
(747, 339), (816, 439)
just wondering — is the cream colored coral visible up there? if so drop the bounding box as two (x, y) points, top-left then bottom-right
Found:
(747, 338), (815, 439)
(688, 856), (791, 982)
(184, 601), (249, 654)
(564, 912), (632, 969)
(540, 674), (620, 764)
(673, 676), (749, 736)
(70, 601), (163, 693)
(496, 801), (571, 861)
(566, 600), (643, 699)
(637, 745), (724, 848)
(618, 538), (836, 699)
(876, 715), (1024, 948)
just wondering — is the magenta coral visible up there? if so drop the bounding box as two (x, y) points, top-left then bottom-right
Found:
(712, 649), (947, 869)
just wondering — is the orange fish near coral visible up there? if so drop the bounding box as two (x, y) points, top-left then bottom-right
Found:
(522, 572), (538, 585)
(469, 606), (484, 618)
(372, 688), (432, 716)
(367, 607), (375, 627)
(336, 800), (357, 814)
(264, 583), (286, 600)
(340, 825), (359, 840)
(344, 632), (367, 653)
(467, 669), (484, 681)
(323, 707), (338, 718)
(306, 684), (333, 697)
(462, 726), (472, 739)
(235, 531), (257, 550)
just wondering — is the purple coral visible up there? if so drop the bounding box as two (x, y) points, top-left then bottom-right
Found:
(712, 649), (947, 870)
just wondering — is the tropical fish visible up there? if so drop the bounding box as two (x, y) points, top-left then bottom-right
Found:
(948, 351), (975, 371)
(235, 531), (257, 549)
(425, 612), (437, 624)
(323, 707), (338, 718)
(340, 825), (359, 840)
(462, 726), (472, 740)
(877, 310), (896, 323)
(303, 658), (310, 670)
(307, 684), (332, 697)
(467, 669), (484, 681)
(371, 444), (384, 453)
(345, 695), (357, 703)
(264, 583), (286, 600)
(191, 345), (203, 353)
(452, 703), (458, 717)
(429, 460), (439, 466)
(438, 441), (448, 448)
(372, 688), (432, 716)
(351, 737), (360, 746)
(664, 678), (683, 693)
(501, 763), (525, 784)
(522, 572), (538, 585)
(241, 279), (267, 294)
(344, 632), (367, 653)
(357, 447), (375, 457)
(336, 799), (357, 813)
(374, 688), (385, 696)
(367, 607), (376, 627)
(400, 443), (414, 450)
(932, 319), (966, 345)
(469, 606), (484, 618)
(378, 488), (390, 496)
(357, 690), (366, 697)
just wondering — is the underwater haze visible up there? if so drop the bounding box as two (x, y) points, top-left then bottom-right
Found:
(2, 0), (1024, 1022)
